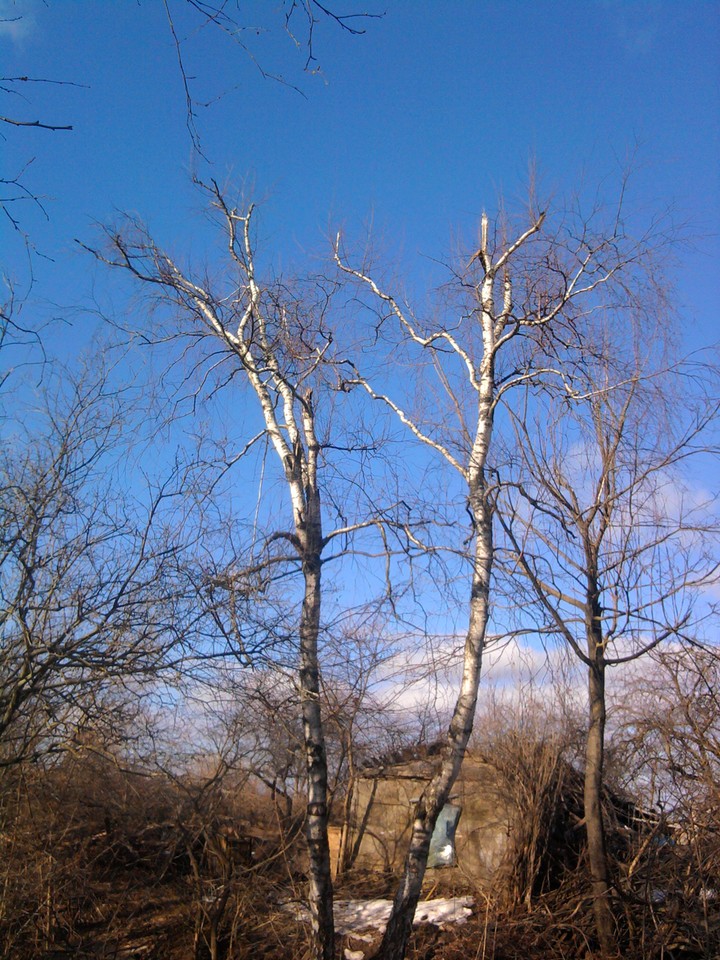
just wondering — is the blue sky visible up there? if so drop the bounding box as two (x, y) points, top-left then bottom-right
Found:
(1, 0), (718, 360)
(1, 1), (718, 715)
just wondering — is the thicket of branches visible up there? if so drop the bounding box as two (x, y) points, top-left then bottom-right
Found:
(1, 179), (718, 960)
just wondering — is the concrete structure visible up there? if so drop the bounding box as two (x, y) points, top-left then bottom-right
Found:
(349, 755), (516, 887)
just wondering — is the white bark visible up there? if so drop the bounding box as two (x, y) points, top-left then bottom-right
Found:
(336, 210), (549, 960)
(96, 192), (345, 960)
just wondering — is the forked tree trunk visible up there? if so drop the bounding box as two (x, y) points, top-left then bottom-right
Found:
(97, 198), (339, 960)
(335, 207), (545, 960)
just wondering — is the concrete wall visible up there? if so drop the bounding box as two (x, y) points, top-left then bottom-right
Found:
(349, 757), (514, 888)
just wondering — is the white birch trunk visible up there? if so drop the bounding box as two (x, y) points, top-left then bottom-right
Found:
(375, 248), (499, 960)
(106, 201), (338, 960)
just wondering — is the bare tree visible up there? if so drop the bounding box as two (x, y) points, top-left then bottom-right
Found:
(334, 187), (684, 960)
(0, 358), (189, 768)
(611, 646), (720, 953)
(87, 184), (390, 960)
(615, 646), (720, 817)
(496, 338), (719, 954)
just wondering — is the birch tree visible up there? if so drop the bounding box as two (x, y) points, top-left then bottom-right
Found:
(89, 184), (384, 960)
(496, 344), (719, 955)
(335, 192), (676, 960)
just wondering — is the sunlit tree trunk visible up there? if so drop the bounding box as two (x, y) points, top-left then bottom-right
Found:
(584, 572), (614, 957)
(338, 211), (548, 960)
(298, 486), (334, 959)
(376, 399), (495, 960)
(92, 189), (346, 960)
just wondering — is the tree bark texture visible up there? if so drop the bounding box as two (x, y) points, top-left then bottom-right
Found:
(584, 570), (615, 958)
(298, 491), (335, 960)
(585, 656), (614, 957)
(95, 202), (339, 960)
(375, 485), (493, 960)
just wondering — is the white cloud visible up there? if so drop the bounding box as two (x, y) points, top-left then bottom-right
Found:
(374, 632), (587, 720)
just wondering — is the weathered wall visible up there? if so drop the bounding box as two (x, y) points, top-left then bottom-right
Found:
(349, 757), (514, 887)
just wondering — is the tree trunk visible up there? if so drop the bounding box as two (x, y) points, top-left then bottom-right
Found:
(337, 741), (356, 876)
(298, 502), (334, 960)
(585, 653), (614, 957)
(374, 493), (492, 960)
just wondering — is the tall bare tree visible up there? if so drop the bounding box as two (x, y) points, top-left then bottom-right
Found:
(89, 184), (388, 960)
(335, 188), (681, 960)
(496, 340), (719, 954)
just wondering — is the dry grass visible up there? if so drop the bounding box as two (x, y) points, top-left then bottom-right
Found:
(1, 747), (716, 960)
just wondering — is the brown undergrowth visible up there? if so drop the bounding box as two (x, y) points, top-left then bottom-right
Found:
(1, 749), (716, 960)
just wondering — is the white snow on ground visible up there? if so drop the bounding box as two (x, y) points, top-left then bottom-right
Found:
(285, 896), (474, 935)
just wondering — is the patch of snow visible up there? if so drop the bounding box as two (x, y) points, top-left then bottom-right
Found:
(408, 897), (473, 927)
(285, 897), (474, 935)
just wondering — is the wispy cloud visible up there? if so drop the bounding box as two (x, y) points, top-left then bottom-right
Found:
(0, 0), (37, 45)
(600, 0), (664, 55)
